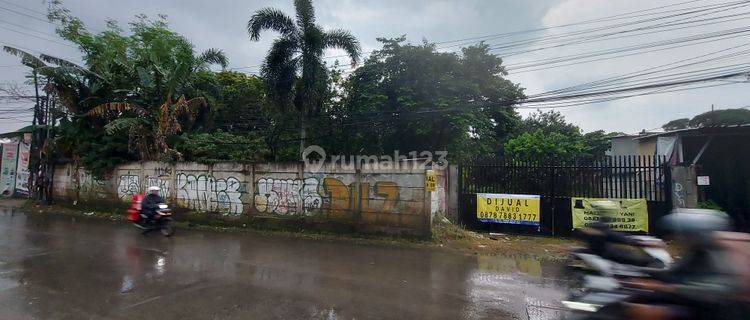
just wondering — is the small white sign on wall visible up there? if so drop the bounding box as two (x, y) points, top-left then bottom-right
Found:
(697, 176), (710, 186)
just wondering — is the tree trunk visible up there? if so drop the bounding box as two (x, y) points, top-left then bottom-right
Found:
(299, 113), (307, 160)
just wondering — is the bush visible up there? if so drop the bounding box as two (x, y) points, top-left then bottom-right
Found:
(175, 130), (269, 163)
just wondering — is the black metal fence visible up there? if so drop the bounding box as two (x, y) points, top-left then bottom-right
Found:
(459, 155), (672, 236)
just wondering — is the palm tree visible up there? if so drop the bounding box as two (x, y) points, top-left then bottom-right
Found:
(247, 0), (361, 156)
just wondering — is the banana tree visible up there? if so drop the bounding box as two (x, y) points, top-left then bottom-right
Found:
(86, 95), (207, 160)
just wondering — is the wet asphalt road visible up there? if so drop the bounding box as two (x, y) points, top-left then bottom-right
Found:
(0, 200), (568, 320)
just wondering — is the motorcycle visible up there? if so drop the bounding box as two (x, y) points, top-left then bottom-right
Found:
(568, 235), (672, 278)
(562, 210), (749, 320)
(127, 194), (175, 237)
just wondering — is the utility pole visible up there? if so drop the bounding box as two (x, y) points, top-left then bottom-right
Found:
(28, 70), (42, 200)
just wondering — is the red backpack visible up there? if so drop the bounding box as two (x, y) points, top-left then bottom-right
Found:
(126, 193), (145, 222)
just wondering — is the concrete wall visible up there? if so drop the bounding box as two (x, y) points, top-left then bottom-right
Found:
(53, 161), (438, 237)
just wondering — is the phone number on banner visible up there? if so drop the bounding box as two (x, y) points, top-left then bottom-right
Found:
(478, 211), (539, 225)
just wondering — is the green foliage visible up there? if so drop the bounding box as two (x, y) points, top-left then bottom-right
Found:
(662, 109), (750, 131)
(517, 110), (580, 137)
(662, 118), (690, 131)
(43, 2), (229, 170)
(505, 110), (619, 161)
(55, 116), (135, 178)
(248, 0), (361, 155)
(320, 38), (523, 162)
(689, 108), (750, 128)
(208, 71), (268, 131)
(583, 130), (622, 158)
(504, 129), (588, 162)
(698, 199), (724, 211)
(175, 131), (268, 163)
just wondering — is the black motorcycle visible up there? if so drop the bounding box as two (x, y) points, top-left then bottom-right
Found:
(134, 203), (175, 237)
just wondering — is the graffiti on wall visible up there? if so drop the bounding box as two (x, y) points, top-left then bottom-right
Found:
(323, 178), (399, 215)
(145, 176), (171, 198)
(673, 182), (686, 207)
(253, 177), (403, 217)
(117, 174), (140, 200)
(176, 173), (244, 215)
(79, 170), (108, 199)
(254, 178), (322, 215)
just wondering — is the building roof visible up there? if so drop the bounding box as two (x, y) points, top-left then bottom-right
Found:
(634, 124), (750, 140)
(0, 124), (47, 139)
(610, 131), (661, 139)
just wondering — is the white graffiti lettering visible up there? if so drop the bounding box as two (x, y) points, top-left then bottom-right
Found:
(176, 173), (244, 215)
(117, 174), (140, 200)
(254, 178), (322, 215)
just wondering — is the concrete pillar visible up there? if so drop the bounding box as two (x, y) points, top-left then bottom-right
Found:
(671, 165), (698, 208)
(447, 165), (459, 222)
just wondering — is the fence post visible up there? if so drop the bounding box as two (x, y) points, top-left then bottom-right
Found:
(663, 156), (673, 205)
(549, 163), (556, 236)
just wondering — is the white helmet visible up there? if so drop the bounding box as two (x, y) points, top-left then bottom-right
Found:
(147, 186), (161, 192)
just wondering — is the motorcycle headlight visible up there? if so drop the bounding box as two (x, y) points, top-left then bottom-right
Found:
(561, 301), (602, 312)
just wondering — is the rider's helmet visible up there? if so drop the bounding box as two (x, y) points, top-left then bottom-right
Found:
(660, 208), (732, 247)
(660, 208), (731, 235)
(147, 186), (160, 194)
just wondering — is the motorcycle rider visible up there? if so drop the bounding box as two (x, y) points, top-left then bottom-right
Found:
(141, 186), (165, 223)
(622, 209), (749, 319)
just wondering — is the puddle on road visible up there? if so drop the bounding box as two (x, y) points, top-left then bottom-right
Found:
(470, 254), (569, 320)
(0, 200), (573, 320)
(477, 255), (543, 277)
(0, 205), (20, 216)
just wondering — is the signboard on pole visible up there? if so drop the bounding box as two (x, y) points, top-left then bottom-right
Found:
(15, 141), (30, 195)
(697, 176), (710, 186)
(1, 142), (19, 197)
(571, 198), (649, 232)
(425, 170), (437, 192)
(477, 193), (541, 226)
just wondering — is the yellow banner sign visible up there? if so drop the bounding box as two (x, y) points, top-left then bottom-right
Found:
(571, 198), (649, 232)
(477, 193), (541, 226)
(425, 170), (437, 192)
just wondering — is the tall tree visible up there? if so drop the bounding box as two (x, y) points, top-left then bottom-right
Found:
(505, 110), (619, 161)
(661, 108), (750, 131)
(247, 0), (361, 157)
(333, 38), (524, 161)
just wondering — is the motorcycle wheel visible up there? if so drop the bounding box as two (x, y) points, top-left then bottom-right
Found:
(161, 222), (175, 237)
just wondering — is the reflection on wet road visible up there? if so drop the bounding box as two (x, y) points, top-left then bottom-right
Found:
(0, 201), (568, 319)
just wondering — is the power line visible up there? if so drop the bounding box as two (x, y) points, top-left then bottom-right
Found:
(503, 13), (750, 70)
(0, 5), (49, 24)
(509, 32), (750, 74)
(0, 24), (76, 47)
(0, 17), (70, 40)
(232, 0), (731, 71)
(537, 42), (750, 98)
(433, 0), (714, 48)
(0, 0), (48, 16)
(488, 2), (750, 56)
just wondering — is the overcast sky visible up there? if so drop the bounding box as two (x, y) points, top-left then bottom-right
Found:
(1, 0), (748, 135)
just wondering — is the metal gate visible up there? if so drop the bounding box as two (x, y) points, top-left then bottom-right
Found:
(458, 156), (672, 236)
